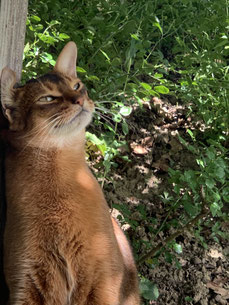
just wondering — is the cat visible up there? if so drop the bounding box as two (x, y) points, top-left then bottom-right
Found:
(0, 42), (140, 305)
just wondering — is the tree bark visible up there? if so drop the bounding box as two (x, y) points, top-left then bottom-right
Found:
(0, 0), (28, 81)
(0, 1), (28, 304)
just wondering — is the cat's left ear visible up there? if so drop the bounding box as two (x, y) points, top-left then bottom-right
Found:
(0, 67), (17, 124)
(54, 41), (77, 77)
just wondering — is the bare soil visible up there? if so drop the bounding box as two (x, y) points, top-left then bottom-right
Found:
(90, 97), (229, 305)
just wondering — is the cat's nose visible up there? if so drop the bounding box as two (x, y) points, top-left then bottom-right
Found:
(71, 96), (84, 106)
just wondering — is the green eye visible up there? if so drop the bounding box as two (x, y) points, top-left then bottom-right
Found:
(73, 83), (80, 90)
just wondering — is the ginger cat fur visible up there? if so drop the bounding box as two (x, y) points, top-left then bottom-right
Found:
(0, 42), (140, 305)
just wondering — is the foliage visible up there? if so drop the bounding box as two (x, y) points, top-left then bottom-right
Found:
(26, 0), (229, 302)
(140, 278), (159, 301)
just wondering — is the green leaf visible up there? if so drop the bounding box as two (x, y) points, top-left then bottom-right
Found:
(31, 15), (41, 22)
(184, 201), (198, 216)
(185, 296), (193, 302)
(40, 52), (54, 64)
(187, 129), (195, 141)
(153, 22), (163, 34)
(97, 144), (107, 156)
(49, 20), (60, 25)
(154, 73), (163, 78)
(210, 202), (221, 217)
(122, 122), (129, 135)
(215, 166), (225, 180)
(100, 50), (110, 62)
(86, 132), (103, 146)
(86, 75), (100, 82)
(140, 82), (152, 90)
(77, 67), (87, 73)
(196, 159), (205, 168)
(24, 42), (30, 54)
(154, 85), (170, 94)
(59, 33), (70, 40)
(38, 33), (56, 44)
(120, 106), (132, 117)
(140, 279), (159, 300)
(173, 243), (182, 254)
(206, 179), (215, 189)
(130, 34), (139, 40)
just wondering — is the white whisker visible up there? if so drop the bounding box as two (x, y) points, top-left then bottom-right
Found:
(95, 107), (115, 116)
(95, 100), (115, 104)
(94, 111), (115, 128)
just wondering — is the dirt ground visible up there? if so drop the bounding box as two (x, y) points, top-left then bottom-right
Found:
(90, 97), (229, 305)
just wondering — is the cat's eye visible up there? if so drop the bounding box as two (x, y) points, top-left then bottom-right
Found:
(38, 96), (56, 103)
(73, 83), (80, 91)
(46, 96), (55, 102)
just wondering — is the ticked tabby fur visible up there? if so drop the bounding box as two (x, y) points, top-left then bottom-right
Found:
(0, 42), (140, 305)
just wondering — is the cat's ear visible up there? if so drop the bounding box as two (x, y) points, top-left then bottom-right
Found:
(1, 67), (17, 122)
(54, 41), (77, 77)
(0, 67), (24, 131)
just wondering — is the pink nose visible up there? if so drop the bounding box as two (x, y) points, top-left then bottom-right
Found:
(71, 96), (84, 106)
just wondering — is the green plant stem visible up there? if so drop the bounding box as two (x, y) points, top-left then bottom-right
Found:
(138, 187), (209, 265)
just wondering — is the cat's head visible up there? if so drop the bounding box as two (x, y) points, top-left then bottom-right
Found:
(0, 42), (94, 148)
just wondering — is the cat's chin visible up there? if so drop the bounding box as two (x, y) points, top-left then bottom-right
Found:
(49, 110), (93, 147)
(57, 109), (92, 134)
(27, 111), (93, 150)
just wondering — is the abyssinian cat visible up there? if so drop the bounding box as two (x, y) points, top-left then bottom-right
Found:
(0, 42), (140, 305)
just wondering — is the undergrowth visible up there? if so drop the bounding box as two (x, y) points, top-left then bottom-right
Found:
(25, 0), (229, 302)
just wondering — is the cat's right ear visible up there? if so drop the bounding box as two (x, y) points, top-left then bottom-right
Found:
(54, 41), (77, 77)
(0, 67), (17, 126)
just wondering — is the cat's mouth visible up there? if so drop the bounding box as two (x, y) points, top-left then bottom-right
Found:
(55, 108), (89, 128)
(67, 109), (85, 124)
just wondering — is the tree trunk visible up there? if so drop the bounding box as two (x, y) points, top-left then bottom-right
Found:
(0, 1), (28, 304)
(0, 0), (28, 80)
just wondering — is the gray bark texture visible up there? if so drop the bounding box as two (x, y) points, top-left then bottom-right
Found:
(0, 1), (28, 304)
(0, 0), (28, 81)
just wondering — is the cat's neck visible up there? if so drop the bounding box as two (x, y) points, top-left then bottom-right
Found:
(7, 130), (88, 172)
(5, 127), (106, 208)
